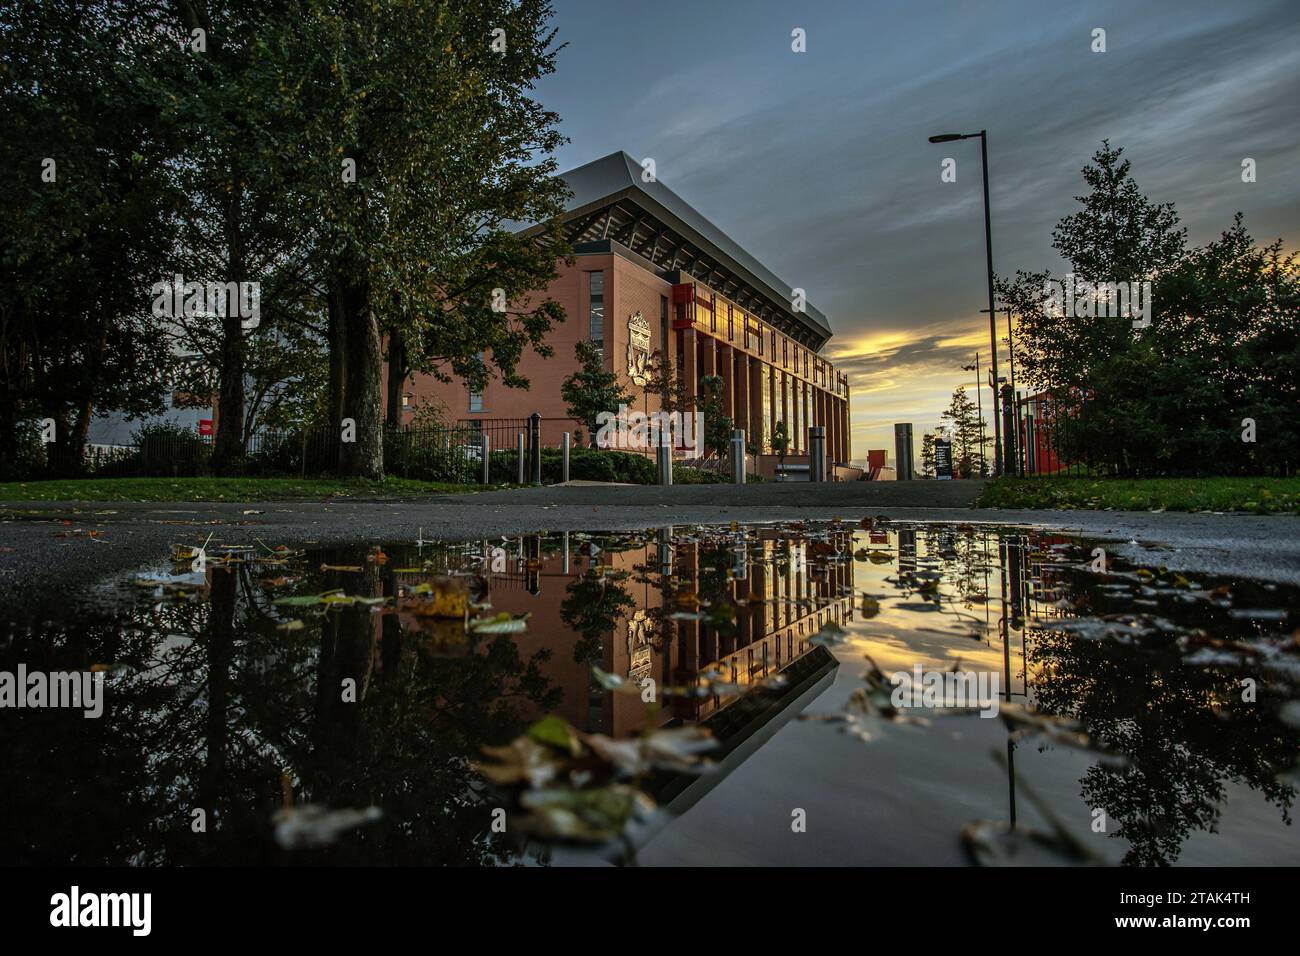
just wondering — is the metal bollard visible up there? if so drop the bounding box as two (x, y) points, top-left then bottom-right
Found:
(516, 432), (525, 484)
(561, 432), (570, 484)
(480, 432), (490, 485)
(810, 426), (826, 482)
(656, 438), (673, 485)
(893, 423), (914, 481)
(730, 428), (746, 484)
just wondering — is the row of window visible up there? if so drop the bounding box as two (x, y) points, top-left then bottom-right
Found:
(695, 287), (832, 387)
(466, 269), (846, 413)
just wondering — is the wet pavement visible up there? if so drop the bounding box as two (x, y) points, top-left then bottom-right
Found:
(2, 519), (1296, 866)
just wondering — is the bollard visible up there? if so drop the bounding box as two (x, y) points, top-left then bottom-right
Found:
(480, 432), (490, 485)
(1001, 385), (1017, 478)
(530, 412), (542, 485)
(561, 432), (570, 484)
(730, 428), (746, 484)
(893, 423), (914, 481)
(656, 437), (673, 485)
(516, 432), (525, 484)
(810, 426), (827, 482)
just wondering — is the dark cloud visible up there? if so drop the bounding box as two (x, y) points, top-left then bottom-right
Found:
(540, 0), (1300, 458)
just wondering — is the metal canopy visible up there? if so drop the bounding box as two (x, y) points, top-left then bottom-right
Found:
(514, 151), (833, 350)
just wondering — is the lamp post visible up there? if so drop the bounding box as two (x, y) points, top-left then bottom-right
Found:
(981, 305), (1018, 475)
(930, 130), (1001, 475)
(962, 356), (986, 477)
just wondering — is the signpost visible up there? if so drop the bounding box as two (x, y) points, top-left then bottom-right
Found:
(934, 438), (954, 480)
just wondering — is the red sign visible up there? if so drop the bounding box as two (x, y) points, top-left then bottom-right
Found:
(198, 419), (214, 436)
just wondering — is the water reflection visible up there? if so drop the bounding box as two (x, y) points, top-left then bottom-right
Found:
(0, 521), (1295, 866)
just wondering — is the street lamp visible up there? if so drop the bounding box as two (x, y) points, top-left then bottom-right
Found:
(930, 129), (1002, 475)
(962, 356), (987, 477)
(981, 305), (1018, 475)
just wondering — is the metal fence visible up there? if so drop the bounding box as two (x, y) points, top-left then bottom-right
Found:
(84, 422), (501, 484)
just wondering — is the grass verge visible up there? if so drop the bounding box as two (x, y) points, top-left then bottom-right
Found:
(975, 476), (1300, 513)
(0, 476), (489, 502)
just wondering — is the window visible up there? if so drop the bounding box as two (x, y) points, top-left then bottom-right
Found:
(468, 351), (485, 412)
(588, 271), (604, 352)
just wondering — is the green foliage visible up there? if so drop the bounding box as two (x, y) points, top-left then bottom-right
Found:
(671, 466), (727, 484)
(0, 0), (187, 476)
(919, 432), (936, 479)
(999, 142), (1299, 477)
(0, 476), (486, 502)
(696, 374), (733, 460)
(771, 419), (790, 464)
(561, 341), (632, 446)
(976, 476), (1300, 514)
(939, 386), (987, 478)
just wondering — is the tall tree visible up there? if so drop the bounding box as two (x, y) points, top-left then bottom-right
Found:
(561, 340), (630, 447)
(267, 0), (572, 478)
(919, 432), (936, 479)
(164, 1), (322, 471)
(0, 0), (187, 477)
(940, 386), (985, 479)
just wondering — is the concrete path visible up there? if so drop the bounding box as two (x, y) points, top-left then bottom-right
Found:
(3, 480), (1299, 615)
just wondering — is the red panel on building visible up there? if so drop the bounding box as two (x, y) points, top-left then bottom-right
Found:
(671, 282), (694, 304)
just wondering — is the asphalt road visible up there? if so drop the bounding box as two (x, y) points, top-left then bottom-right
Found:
(3, 480), (1299, 617)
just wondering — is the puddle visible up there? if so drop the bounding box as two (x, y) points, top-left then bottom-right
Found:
(1, 520), (1297, 866)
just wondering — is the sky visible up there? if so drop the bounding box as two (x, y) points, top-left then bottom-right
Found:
(531, 0), (1300, 464)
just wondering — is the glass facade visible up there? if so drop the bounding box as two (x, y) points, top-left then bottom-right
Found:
(468, 351), (485, 412)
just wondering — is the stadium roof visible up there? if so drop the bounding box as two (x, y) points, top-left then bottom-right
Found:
(516, 151), (833, 348)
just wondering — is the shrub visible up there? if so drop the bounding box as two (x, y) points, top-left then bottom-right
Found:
(132, 421), (210, 477)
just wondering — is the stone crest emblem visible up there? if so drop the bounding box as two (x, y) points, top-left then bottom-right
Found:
(627, 311), (651, 386)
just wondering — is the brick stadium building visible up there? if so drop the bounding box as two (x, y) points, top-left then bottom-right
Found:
(402, 151), (856, 479)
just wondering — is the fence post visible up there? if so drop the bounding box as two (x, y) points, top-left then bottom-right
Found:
(810, 426), (827, 482)
(481, 432), (490, 485)
(516, 432), (525, 484)
(561, 432), (570, 484)
(530, 412), (542, 485)
(730, 428), (746, 484)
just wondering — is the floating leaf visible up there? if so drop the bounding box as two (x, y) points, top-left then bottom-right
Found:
(470, 612), (529, 633)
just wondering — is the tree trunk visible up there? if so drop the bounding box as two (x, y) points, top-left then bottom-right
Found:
(210, 147), (248, 474)
(209, 313), (246, 473)
(338, 281), (384, 479)
(385, 327), (406, 430)
(0, 389), (19, 479)
(327, 284), (347, 431)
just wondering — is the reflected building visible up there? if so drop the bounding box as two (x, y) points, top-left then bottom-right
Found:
(410, 528), (856, 737)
